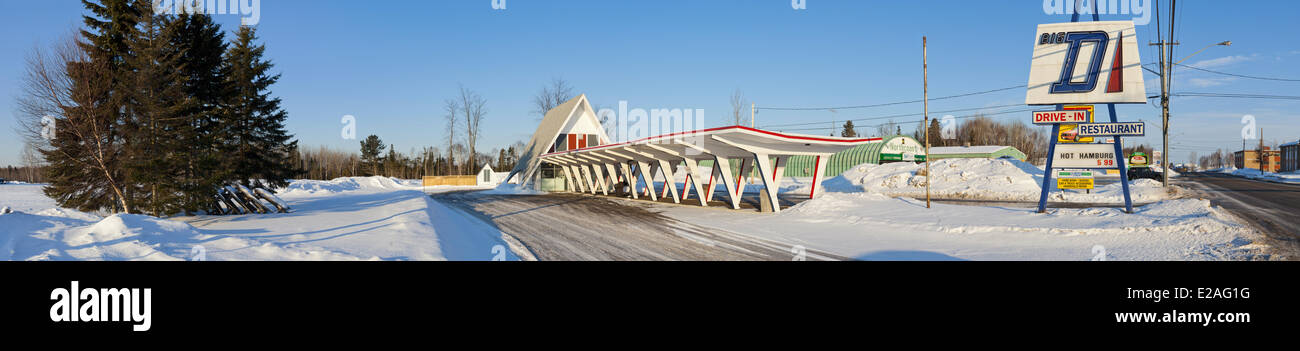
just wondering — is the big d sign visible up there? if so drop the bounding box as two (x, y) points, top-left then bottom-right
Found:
(1025, 21), (1146, 105)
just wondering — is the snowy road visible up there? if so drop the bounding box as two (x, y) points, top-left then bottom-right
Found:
(1181, 172), (1300, 258)
(432, 191), (848, 261)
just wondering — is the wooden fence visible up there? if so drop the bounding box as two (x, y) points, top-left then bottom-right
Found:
(422, 175), (478, 187)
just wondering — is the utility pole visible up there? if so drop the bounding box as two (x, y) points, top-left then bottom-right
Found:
(750, 103), (755, 128)
(1260, 128), (1265, 172)
(1150, 0), (1178, 187)
(923, 36), (931, 209)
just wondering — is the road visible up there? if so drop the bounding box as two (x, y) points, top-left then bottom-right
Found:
(432, 191), (847, 261)
(1180, 172), (1300, 258)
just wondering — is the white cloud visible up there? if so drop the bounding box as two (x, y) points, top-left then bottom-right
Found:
(1188, 54), (1256, 69)
(1187, 77), (1235, 88)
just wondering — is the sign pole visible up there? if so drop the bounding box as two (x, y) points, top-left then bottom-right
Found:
(1108, 103), (1134, 213)
(1036, 105), (1063, 214)
(923, 36), (931, 209)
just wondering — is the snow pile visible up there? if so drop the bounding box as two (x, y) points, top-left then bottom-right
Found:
(1, 179), (521, 261)
(0, 210), (363, 261)
(279, 176), (420, 196)
(1222, 168), (1300, 184)
(658, 192), (1267, 260)
(801, 158), (1174, 203)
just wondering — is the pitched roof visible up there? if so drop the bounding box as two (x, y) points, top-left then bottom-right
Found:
(504, 94), (607, 185)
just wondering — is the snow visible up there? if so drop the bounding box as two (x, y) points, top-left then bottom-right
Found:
(0, 178), (521, 261)
(787, 158), (1175, 203)
(1213, 167), (1300, 184)
(928, 145), (1013, 154)
(656, 193), (1267, 260)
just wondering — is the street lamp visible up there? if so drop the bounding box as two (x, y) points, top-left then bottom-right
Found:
(1159, 40), (1231, 187)
(1175, 41), (1232, 66)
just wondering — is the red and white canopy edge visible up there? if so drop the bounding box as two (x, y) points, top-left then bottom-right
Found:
(504, 94), (881, 212)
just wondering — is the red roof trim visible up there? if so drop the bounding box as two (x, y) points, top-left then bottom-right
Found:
(539, 126), (881, 157)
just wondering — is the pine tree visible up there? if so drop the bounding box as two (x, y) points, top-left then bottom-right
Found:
(841, 120), (858, 137)
(927, 118), (944, 147)
(222, 26), (300, 189)
(360, 135), (385, 176)
(169, 13), (228, 214)
(123, 6), (195, 216)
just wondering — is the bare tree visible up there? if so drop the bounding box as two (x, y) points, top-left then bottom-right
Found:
(14, 34), (80, 165)
(458, 84), (487, 173)
(532, 77), (574, 119)
(730, 88), (748, 126)
(443, 98), (458, 174)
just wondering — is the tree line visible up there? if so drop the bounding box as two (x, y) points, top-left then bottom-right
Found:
(14, 1), (296, 217)
(291, 136), (526, 181)
(832, 115), (1053, 163)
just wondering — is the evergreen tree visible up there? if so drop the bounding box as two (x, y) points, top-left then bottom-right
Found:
(222, 26), (299, 189)
(170, 13), (228, 214)
(840, 120), (858, 137)
(927, 118), (944, 147)
(123, 6), (195, 216)
(359, 135), (385, 176)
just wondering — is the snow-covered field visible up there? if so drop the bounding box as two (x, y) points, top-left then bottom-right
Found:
(0, 178), (521, 261)
(649, 159), (1267, 260)
(658, 194), (1265, 260)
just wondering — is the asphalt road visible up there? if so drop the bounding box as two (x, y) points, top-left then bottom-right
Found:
(432, 191), (847, 261)
(1180, 172), (1300, 258)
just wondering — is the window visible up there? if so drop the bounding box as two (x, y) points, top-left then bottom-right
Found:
(568, 134), (577, 150)
(554, 134), (566, 152)
(588, 134), (600, 147)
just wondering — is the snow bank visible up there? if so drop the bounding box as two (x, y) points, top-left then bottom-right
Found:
(1220, 168), (1300, 184)
(0, 210), (363, 261)
(279, 176), (421, 196)
(1, 177), (518, 261)
(800, 158), (1174, 203)
(658, 192), (1267, 260)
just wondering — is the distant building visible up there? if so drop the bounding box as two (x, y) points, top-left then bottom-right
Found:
(1281, 141), (1299, 173)
(1234, 147), (1281, 172)
(477, 165), (508, 186)
(927, 145), (1027, 162)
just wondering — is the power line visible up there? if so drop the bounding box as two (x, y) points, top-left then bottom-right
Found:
(755, 85), (1025, 111)
(758, 103), (1024, 129)
(1171, 92), (1300, 100)
(772, 106), (1038, 133)
(1174, 63), (1300, 82)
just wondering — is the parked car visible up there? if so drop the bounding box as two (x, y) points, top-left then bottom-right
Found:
(1127, 167), (1162, 181)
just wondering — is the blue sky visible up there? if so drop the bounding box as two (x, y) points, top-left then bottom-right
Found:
(2, 0), (1298, 166)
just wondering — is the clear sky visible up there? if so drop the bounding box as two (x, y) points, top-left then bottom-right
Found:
(2, 0), (1298, 167)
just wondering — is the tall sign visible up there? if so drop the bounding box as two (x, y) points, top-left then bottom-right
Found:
(1027, 17), (1144, 214)
(1025, 21), (1146, 105)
